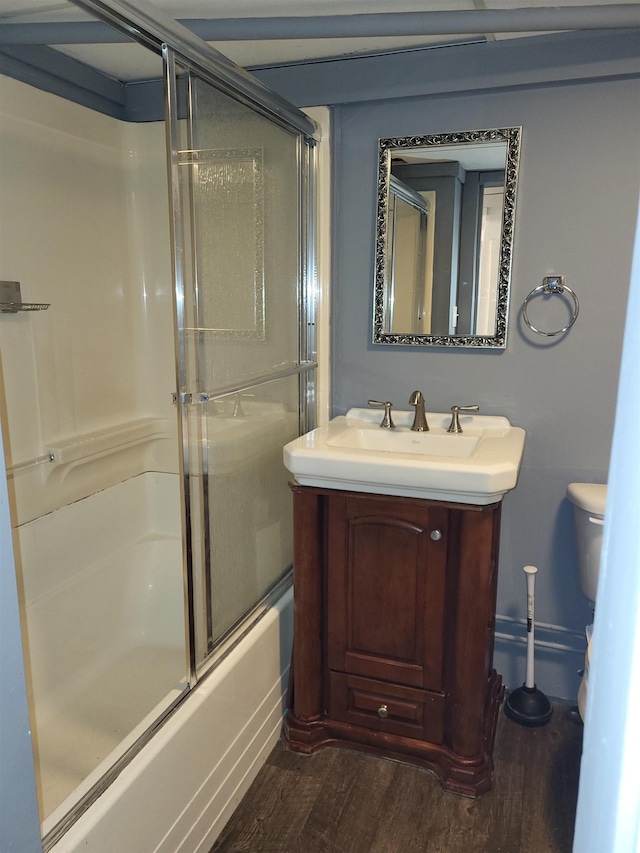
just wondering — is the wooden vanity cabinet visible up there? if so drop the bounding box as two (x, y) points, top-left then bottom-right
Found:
(283, 483), (504, 797)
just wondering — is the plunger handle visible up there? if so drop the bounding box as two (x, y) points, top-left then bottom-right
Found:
(524, 565), (538, 688)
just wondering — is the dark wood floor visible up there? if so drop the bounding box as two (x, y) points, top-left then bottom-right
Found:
(211, 702), (583, 853)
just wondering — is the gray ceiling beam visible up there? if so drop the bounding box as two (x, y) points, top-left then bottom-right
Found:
(184, 6), (640, 39)
(0, 44), (125, 117)
(2, 5), (640, 46)
(254, 28), (640, 107)
(0, 22), (128, 45)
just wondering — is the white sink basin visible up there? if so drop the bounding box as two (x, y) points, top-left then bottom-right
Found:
(327, 426), (480, 458)
(283, 407), (526, 505)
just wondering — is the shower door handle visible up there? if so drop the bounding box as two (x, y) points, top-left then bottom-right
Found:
(172, 392), (210, 405)
(172, 392), (191, 405)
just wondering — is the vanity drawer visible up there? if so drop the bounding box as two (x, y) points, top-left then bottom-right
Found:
(329, 671), (445, 743)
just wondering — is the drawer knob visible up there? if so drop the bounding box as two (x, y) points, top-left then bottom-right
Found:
(377, 704), (389, 719)
(430, 529), (443, 541)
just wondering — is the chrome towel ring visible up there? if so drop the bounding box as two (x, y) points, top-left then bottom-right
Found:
(522, 276), (579, 337)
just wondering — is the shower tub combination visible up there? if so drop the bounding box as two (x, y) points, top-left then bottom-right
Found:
(1, 16), (313, 845)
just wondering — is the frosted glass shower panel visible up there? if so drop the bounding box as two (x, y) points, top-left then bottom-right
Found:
(188, 78), (301, 391)
(188, 147), (265, 339)
(205, 375), (299, 644)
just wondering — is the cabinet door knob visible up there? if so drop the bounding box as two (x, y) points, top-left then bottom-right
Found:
(430, 529), (443, 541)
(377, 704), (389, 719)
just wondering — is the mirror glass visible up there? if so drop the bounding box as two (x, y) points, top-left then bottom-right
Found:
(373, 128), (521, 348)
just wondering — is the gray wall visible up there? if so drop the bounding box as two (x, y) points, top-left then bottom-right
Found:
(259, 46), (640, 699)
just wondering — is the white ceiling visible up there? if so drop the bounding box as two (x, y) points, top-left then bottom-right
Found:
(0, 0), (639, 75)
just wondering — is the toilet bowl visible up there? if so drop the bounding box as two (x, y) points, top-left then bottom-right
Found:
(566, 482), (607, 721)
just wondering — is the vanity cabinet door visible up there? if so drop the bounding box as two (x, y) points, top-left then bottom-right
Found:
(326, 492), (448, 691)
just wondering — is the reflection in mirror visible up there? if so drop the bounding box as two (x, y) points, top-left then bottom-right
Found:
(373, 128), (521, 348)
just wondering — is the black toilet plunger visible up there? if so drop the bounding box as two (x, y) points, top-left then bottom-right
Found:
(504, 564), (553, 726)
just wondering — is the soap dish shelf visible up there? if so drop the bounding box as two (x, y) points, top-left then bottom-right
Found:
(0, 282), (50, 313)
(0, 302), (50, 313)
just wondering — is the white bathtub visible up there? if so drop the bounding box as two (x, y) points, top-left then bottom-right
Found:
(16, 468), (293, 850)
(50, 586), (293, 852)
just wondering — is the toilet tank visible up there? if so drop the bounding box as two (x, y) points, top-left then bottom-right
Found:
(567, 482), (607, 608)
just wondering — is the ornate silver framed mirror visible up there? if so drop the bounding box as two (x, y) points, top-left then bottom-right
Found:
(373, 127), (521, 348)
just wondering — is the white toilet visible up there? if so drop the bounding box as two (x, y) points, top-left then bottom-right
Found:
(566, 482), (607, 720)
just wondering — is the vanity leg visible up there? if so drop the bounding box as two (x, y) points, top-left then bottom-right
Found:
(448, 504), (502, 758)
(289, 484), (324, 721)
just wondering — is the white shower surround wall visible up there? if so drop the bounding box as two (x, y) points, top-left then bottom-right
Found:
(0, 75), (176, 527)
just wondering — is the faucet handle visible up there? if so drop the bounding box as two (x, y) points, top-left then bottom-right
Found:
(368, 399), (395, 429)
(447, 405), (479, 434)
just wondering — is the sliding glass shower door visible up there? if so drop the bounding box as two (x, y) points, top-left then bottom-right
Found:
(166, 58), (315, 669)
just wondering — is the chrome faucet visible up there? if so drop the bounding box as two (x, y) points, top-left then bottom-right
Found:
(409, 390), (429, 432)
